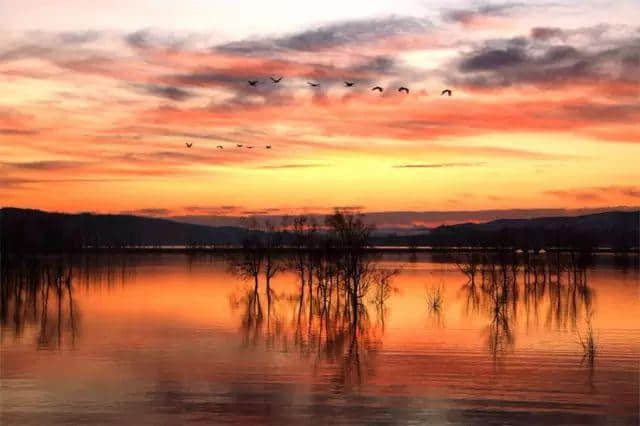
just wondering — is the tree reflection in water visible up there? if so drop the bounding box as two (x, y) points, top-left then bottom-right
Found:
(1, 228), (599, 386)
(456, 250), (596, 362)
(1, 254), (137, 350)
(1, 256), (78, 350)
(226, 212), (393, 392)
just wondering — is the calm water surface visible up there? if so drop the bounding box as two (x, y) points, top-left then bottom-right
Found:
(1, 254), (638, 425)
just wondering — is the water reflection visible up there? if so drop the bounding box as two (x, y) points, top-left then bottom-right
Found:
(229, 272), (385, 392)
(2, 257), (78, 349)
(455, 251), (596, 360)
(1, 252), (638, 425)
(1, 254), (142, 349)
(0, 251), (605, 360)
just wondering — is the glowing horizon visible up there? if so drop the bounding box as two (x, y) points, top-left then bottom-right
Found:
(2, 0), (639, 216)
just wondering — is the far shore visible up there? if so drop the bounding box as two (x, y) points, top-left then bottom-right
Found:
(27, 245), (639, 255)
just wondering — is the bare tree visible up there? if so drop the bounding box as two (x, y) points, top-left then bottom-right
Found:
(326, 211), (374, 325)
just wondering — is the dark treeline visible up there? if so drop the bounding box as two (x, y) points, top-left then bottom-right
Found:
(1, 207), (248, 253)
(375, 211), (639, 252)
(2, 207), (638, 254)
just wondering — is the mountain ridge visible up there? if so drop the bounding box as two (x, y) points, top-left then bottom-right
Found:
(1, 207), (637, 252)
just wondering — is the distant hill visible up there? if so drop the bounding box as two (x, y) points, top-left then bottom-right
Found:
(2, 207), (638, 252)
(474, 210), (639, 232)
(373, 211), (639, 250)
(1, 207), (249, 252)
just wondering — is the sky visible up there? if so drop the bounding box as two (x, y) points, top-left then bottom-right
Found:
(1, 0), (639, 226)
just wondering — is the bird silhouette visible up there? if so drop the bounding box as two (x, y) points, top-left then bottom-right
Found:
(185, 142), (193, 148)
(307, 82), (320, 87)
(270, 77), (282, 83)
(236, 144), (243, 148)
(266, 145), (272, 149)
(344, 81), (354, 87)
(247, 146), (254, 149)
(372, 86), (383, 92)
(398, 87), (409, 94)
(216, 145), (224, 149)
(248, 80), (259, 86)
(441, 89), (452, 96)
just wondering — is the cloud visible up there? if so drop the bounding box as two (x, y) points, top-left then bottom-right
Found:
(2, 160), (87, 170)
(172, 70), (242, 87)
(0, 177), (131, 189)
(125, 30), (151, 48)
(544, 189), (603, 201)
(59, 31), (102, 44)
(393, 162), (486, 168)
(442, 3), (520, 26)
(562, 102), (640, 122)
(459, 45), (527, 72)
(241, 208), (285, 215)
(119, 208), (171, 216)
(530, 27), (566, 41)
(0, 177), (30, 188)
(0, 32), (107, 65)
(332, 205), (364, 212)
(0, 45), (52, 62)
(217, 16), (431, 54)
(347, 55), (399, 77)
(124, 30), (194, 50)
(620, 187), (640, 198)
(0, 128), (39, 135)
(183, 205), (241, 214)
(453, 28), (640, 88)
(132, 84), (196, 101)
(257, 164), (330, 170)
(544, 186), (640, 201)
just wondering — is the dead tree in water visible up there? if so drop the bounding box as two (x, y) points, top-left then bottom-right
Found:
(369, 268), (399, 327)
(262, 221), (283, 304)
(235, 222), (265, 318)
(288, 216), (318, 317)
(326, 211), (374, 325)
(456, 251), (481, 284)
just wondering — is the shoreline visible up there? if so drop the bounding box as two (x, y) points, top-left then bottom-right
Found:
(4, 246), (638, 255)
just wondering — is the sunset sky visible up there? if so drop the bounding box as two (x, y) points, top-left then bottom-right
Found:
(1, 0), (639, 225)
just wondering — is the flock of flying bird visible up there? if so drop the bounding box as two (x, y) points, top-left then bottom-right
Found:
(185, 76), (453, 149)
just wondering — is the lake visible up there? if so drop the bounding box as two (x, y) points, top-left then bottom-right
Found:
(1, 253), (638, 425)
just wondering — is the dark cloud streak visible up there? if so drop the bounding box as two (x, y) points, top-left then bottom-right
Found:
(1, 160), (87, 170)
(217, 16), (431, 54)
(257, 164), (330, 170)
(132, 84), (196, 101)
(393, 162), (486, 168)
(453, 28), (640, 87)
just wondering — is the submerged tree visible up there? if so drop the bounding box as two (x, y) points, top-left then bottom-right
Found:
(325, 211), (374, 325)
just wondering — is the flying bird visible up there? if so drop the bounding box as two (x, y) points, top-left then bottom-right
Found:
(236, 144), (243, 148)
(216, 145), (224, 149)
(185, 142), (192, 148)
(441, 89), (452, 96)
(248, 80), (259, 86)
(266, 145), (272, 149)
(398, 87), (409, 94)
(247, 146), (254, 149)
(270, 76), (282, 83)
(371, 86), (383, 92)
(344, 81), (354, 87)
(307, 82), (320, 87)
